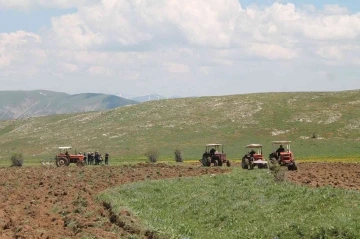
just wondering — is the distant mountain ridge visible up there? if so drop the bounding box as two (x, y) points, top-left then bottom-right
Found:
(130, 94), (167, 102)
(0, 90), (138, 120)
(116, 93), (182, 102)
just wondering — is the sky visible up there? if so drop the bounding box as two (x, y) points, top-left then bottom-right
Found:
(0, 0), (359, 98)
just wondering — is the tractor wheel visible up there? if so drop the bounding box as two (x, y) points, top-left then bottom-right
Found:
(201, 156), (211, 167)
(293, 162), (298, 170)
(226, 160), (231, 167)
(290, 162), (298, 171)
(56, 157), (68, 167)
(258, 164), (263, 169)
(263, 163), (268, 169)
(287, 162), (297, 171)
(213, 160), (218, 166)
(242, 158), (249, 169)
(270, 157), (277, 164)
(77, 160), (85, 167)
(218, 159), (223, 167)
(249, 162), (254, 170)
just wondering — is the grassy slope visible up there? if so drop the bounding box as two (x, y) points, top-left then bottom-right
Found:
(0, 90), (360, 162)
(98, 168), (360, 239)
(0, 90), (137, 120)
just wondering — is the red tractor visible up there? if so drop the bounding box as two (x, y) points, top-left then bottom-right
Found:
(55, 146), (86, 167)
(201, 144), (231, 167)
(241, 144), (268, 169)
(269, 141), (297, 170)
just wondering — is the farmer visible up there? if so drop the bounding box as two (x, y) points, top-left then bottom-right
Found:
(83, 152), (87, 165)
(276, 145), (285, 159)
(105, 153), (109, 165)
(249, 149), (256, 157)
(65, 151), (70, 159)
(210, 148), (216, 156)
(94, 151), (100, 165)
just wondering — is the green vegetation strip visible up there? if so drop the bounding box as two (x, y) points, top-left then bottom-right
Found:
(98, 168), (360, 239)
(2, 156), (360, 167)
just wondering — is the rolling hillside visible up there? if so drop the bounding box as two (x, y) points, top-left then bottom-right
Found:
(1, 90), (360, 162)
(0, 90), (138, 120)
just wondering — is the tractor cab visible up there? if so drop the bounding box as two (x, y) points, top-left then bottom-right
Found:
(58, 146), (72, 158)
(241, 144), (268, 169)
(245, 144), (263, 160)
(205, 144), (223, 155)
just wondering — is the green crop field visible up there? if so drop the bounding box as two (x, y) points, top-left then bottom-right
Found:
(1, 90), (360, 166)
(98, 167), (360, 239)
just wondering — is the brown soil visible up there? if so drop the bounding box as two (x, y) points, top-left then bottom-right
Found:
(2, 162), (359, 238)
(0, 163), (229, 239)
(286, 162), (360, 190)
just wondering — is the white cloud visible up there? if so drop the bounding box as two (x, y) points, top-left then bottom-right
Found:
(0, 30), (41, 46)
(43, 1), (360, 55)
(88, 66), (111, 75)
(248, 43), (298, 60)
(49, 14), (103, 50)
(1, 1), (360, 97)
(45, 0), (241, 50)
(323, 4), (349, 15)
(0, 0), (99, 10)
(61, 63), (78, 73)
(316, 45), (360, 64)
(164, 62), (190, 73)
(0, 30), (42, 68)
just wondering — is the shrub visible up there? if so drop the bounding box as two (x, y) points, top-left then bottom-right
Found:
(11, 153), (24, 167)
(145, 149), (159, 163)
(311, 132), (317, 139)
(174, 149), (183, 162)
(268, 162), (285, 182)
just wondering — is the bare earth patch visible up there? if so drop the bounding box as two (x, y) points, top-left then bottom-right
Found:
(286, 162), (360, 190)
(0, 163), (229, 239)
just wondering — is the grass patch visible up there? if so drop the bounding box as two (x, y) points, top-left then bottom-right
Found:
(98, 168), (360, 239)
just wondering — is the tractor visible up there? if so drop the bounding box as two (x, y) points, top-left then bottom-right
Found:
(55, 146), (86, 167)
(201, 144), (231, 167)
(241, 144), (268, 169)
(268, 141), (297, 170)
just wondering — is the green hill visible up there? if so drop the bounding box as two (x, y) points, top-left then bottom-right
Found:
(0, 90), (138, 120)
(1, 90), (360, 162)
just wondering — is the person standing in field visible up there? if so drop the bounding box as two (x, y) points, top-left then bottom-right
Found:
(83, 152), (87, 165)
(105, 153), (109, 165)
(87, 152), (91, 165)
(94, 151), (100, 165)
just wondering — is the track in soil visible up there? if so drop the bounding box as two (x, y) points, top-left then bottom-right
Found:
(0, 163), (229, 239)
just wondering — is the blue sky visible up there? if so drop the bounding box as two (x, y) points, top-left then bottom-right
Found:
(0, 9), (76, 32)
(0, 0), (359, 97)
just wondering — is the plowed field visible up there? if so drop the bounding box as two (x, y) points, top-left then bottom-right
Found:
(286, 162), (360, 190)
(1, 162), (359, 238)
(0, 163), (229, 239)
